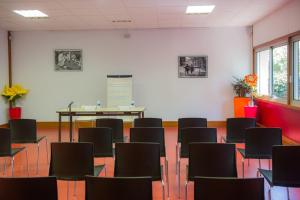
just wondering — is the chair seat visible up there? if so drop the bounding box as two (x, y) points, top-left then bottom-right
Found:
(94, 165), (105, 176)
(12, 136), (46, 144)
(56, 164), (105, 181)
(11, 147), (26, 156)
(258, 169), (273, 186)
(0, 147), (25, 157)
(237, 148), (272, 159)
(223, 136), (244, 143)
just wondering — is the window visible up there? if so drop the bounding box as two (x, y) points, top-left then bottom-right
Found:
(255, 32), (300, 107)
(293, 40), (300, 101)
(256, 50), (270, 96)
(272, 45), (288, 99)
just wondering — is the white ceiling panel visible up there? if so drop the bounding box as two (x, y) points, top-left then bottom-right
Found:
(0, 0), (292, 31)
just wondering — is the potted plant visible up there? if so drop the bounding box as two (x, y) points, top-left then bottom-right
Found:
(232, 77), (251, 117)
(1, 84), (28, 119)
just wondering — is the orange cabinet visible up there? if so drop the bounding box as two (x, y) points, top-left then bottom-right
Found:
(234, 97), (250, 117)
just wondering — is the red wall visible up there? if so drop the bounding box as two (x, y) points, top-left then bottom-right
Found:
(256, 99), (300, 143)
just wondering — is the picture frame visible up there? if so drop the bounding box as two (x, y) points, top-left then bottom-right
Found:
(54, 49), (82, 71)
(178, 56), (208, 78)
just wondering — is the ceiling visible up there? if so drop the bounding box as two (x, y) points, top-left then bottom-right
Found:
(0, 0), (291, 31)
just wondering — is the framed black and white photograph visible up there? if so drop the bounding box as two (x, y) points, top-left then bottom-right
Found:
(55, 49), (82, 71)
(178, 56), (208, 78)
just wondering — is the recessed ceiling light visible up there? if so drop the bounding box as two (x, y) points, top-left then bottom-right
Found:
(112, 20), (132, 23)
(13, 10), (48, 18)
(186, 5), (215, 14)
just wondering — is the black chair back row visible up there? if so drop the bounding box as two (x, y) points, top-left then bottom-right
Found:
(95, 117), (162, 143)
(225, 118), (256, 143)
(244, 128), (282, 159)
(0, 176), (153, 200)
(0, 176), (265, 200)
(178, 118), (208, 142)
(195, 177), (264, 200)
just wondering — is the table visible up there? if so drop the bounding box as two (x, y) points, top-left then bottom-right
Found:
(56, 106), (145, 142)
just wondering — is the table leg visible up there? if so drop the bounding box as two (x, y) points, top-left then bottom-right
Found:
(141, 111), (144, 118)
(69, 115), (73, 142)
(58, 114), (62, 142)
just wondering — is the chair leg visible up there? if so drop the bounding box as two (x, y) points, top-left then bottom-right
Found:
(259, 159), (261, 168)
(73, 181), (77, 197)
(36, 143), (40, 174)
(104, 158), (107, 176)
(178, 159), (181, 198)
(184, 181), (188, 200)
(45, 138), (49, 164)
(25, 149), (29, 176)
(4, 158), (6, 176)
(67, 181), (70, 200)
(242, 158), (245, 178)
(11, 157), (15, 176)
(175, 144), (178, 175)
(287, 187), (290, 200)
(248, 159), (250, 167)
(165, 157), (169, 197)
(268, 159), (271, 170)
(161, 180), (165, 200)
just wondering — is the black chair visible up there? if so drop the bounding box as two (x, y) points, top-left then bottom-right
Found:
(178, 118), (208, 143)
(49, 142), (104, 198)
(176, 118), (207, 174)
(184, 143), (237, 200)
(114, 142), (166, 199)
(0, 176), (58, 200)
(222, 118), (256, 143)
(85, 176), (152, 200)
(134, 118), (163, 127)
(96, 118), (125, 143)
(177, 127), (217, 197)
(194, 177), (264, 200)
(0, 128), (28, 176)
(78, 127), (113, 176)
(9, 119), (48, 174)
(130, 127), (168, 196)
(237, 128), (282, 177)
(259, 145), (300, 200)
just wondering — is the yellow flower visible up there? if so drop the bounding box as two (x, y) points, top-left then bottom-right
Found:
(1, 84), (28, 103)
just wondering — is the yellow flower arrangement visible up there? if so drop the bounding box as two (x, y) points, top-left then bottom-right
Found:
(1, 84), (28, 106)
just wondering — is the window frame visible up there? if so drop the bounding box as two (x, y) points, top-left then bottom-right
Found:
(254, 41), (289, 104)
(291, 36), (300, 106)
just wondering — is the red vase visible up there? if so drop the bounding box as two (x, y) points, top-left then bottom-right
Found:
(9, 107), (22, 119)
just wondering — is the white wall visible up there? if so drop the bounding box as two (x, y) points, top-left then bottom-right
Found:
(253, 0), (300, 46)
(0, 29), (8, 124)
(12, 27), (251, 121)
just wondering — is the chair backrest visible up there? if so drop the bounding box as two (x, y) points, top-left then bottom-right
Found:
(85, 176), (152, 200)
(178, 118), (207, 142)
(188, 143), (237, 180)
(272, 145), (300, 187)
(49, 142), (94, 180)
(0, 128), (12, 156)
(96, 118), (124, 142)
(180, 128), (217, 158)
(114, 142), (161, 181)
(130, 127), (166, 157)
(226, 118), (256, 143)
(134, 118), (163, 127)
(78, 127), (113, 157)
(194, 177), (264, 200)
(245, 128), (282, 159)
(9, 119), (37, 142)
(0, 176), (58, 200)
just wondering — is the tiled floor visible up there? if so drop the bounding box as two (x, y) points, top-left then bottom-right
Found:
(2, 126), (300, 200)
